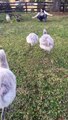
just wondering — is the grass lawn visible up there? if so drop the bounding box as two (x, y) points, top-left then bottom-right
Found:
(0, 12), (68, 120)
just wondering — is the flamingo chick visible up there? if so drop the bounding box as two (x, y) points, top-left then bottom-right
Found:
(26, 33), (38, 46)
(6, 14), (11, 22)
(0, 49), (9, 69)
(39, 29), (54, 52)
(0, 49), (16, 120)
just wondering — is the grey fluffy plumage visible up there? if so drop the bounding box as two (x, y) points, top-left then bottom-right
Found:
(0, 49), (16, 120)
(39, 29), (54, 52)
(26, 33), (38, 46)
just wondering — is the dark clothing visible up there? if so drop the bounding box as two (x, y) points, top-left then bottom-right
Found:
(37, 14), (47, 21)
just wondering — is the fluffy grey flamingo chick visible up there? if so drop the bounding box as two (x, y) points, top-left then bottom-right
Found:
(0, 49), (9, 69)
(39, 29), (54, 52)
(6, 14), (11, 22)
(26, 33), (38, 46)
(0, 49), (16, 120)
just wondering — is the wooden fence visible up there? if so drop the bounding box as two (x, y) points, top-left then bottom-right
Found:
(0, 2), (53, 13)
(0, 2), (68, 13)
(60, 1), (68, 12)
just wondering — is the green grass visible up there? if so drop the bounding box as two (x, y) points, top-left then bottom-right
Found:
(0, 12), (68, 120)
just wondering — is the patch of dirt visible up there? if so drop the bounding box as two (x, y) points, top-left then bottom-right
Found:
(55, 117), (64, 120)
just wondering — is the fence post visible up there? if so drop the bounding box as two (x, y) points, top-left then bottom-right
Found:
(25, 2), (27, 12)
